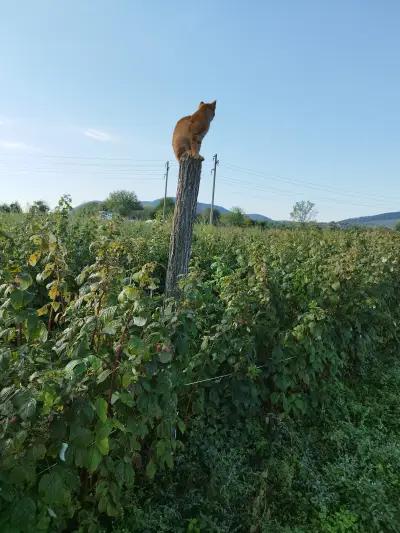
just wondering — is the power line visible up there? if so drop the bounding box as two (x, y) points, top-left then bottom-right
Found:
(218, 175), (397, 209)
(222, 161), (400, 204)
(219, 177), (389, 209)
(1, 150), (398, 212)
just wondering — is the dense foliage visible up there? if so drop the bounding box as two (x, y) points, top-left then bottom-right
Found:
(29, 201), (50, 215)
(1, 201), (400, 532)
(103, 191), (143, 218)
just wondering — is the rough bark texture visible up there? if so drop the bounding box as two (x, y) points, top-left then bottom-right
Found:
(165, 155), (203, 297)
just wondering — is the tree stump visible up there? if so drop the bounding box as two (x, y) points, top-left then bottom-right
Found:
(165, 155), (203, 297)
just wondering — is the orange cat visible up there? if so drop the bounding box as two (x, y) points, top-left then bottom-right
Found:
(172, 100), (216, 161)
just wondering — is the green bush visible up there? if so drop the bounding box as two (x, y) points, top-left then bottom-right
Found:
(1, 206), (400, 531)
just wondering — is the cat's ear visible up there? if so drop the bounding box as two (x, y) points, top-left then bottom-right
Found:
(211, 100), (216, 110)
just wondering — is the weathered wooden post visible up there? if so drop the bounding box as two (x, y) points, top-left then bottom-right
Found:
(165, 155), (203, 297)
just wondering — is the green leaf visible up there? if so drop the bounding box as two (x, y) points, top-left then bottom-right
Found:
(122, 372), (133, 387)
(50, 419), (67, 440)
(65, 359), (82, 374)
(158, 351), (173, 364)
(38, 471), (66, 505)
(26, 315), (48, 342)
(85, 447), (102, 473)
(76, 270), (87, 286)
(112, 419), (126, 433)
(95, 420), (112, 440)
(31, 443), (46, 460)
(96, 436), (109, 455)
(97, 369), (112, 384)
(146, 459), (156, 480)
(107, 501), (120, 517)
(38, 321), (48, 342)
(274, 374), (290, 392)
(16, 272), (33, 290)
(70, 426), (92, 447)
(102, 324), (117, 335)
(10, 289), (34, 310)
(118, 286), (139, 302)
(74, 447), (86, 467)
(19, 397), (37, 420)
(10, 465), (29, 484)
(111, 392), (120, 405)
(156, 439), (167, 459)
(133, 316), (147, 327)
(95, 397), (108, 422)
(119, 391), (134, 407)
(177, 419), (186, 434)
(10, 497), (36, 528)
(125, 335), (146, 357)
(98, 495), (108, 513)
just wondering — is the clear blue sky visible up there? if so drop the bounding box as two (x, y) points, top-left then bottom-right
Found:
(1, 1), (399, 221)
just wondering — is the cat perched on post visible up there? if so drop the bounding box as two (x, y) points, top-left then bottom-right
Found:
(172, 100), (216, 161)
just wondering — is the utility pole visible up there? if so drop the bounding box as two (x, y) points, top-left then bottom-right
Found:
(162, 161), (170, 221)
(209, 153), (219, 224)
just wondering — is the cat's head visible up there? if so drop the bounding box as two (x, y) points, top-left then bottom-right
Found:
(198, 100), (216, 120)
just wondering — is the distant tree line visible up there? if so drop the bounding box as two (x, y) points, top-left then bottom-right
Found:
(0, 202), (22, 213)
(0, 200), (50, 214)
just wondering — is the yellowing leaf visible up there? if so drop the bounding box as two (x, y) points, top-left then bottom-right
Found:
(37, 304), (49, 316)
(48, 284), (60, 301)
(51, 301), (61, 312)
(28, 252), (41, 266)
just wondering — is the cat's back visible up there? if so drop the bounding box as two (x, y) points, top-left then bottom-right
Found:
(173, 114), (191, 134)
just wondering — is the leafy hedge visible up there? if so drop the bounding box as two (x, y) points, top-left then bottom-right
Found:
(1, 202), (400, 531)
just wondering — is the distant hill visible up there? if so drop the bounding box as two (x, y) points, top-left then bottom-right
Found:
(142, 199), (271, 221)
(246, 213), (272, 222)
(339, 211), (400, 229)
(142, 199), (230, 214)
(72, 200), (103, 214)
